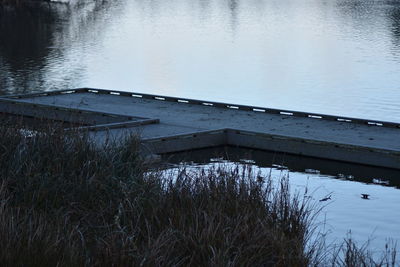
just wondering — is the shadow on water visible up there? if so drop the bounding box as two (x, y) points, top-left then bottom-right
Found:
(0, 2), (57, 92)
(388, 4), (400, 49)
(0, 0), (125, 95)
(227, 0), (239, 37)
(335, 0), (400, 51)
(162, 146), (400, 189)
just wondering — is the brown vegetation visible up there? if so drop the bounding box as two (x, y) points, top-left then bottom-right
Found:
(0, 122), (396, 266)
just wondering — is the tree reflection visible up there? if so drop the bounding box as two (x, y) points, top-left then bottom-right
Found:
(1, 0), (400, 96)
(389, 6), (400, 49)
(0, 3), (57, 94)
(0, 1), (120, 95)
(228, 0), (239, 36)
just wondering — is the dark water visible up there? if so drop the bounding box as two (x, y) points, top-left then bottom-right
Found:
(1, 0), (400, 122)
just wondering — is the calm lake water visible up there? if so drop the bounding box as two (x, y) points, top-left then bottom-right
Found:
(1, 0), (400, 122)
(1, 0), (400, 254)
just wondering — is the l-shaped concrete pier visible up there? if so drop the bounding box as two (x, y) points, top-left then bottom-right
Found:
(1, 88), (399, 169)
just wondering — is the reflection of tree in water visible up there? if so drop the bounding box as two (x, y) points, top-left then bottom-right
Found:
(0, 4), (57, 94)
(0, 1), (121, 95)
(0, 4), (56, 67)
(335, 0), (383, 26)
(388, 5), (400, 49)
(228, 0), (238, 37)
(334, 0), (400, 56)
(2, 0), (400, 95)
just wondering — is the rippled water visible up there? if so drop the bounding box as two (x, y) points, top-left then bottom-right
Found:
(1, 0), (400, 121)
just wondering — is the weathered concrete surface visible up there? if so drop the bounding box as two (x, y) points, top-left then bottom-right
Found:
(2, 88), (400, 169)
(0, 97), (159, 131)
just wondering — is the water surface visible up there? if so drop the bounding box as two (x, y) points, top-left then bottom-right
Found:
(164, 147), (400, 253)
(1, 0), (400, 121)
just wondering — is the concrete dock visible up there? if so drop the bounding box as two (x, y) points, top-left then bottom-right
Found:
(1, 88), (399, 169)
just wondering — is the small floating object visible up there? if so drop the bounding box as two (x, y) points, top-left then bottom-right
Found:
(337, 174), (354, 180)
(305, 169), (320, 174)
(319, 195), (331, 202)
(372, 178), (389, 185)
(361, 194), (370, 199)
(180, 161), (194, 165)
(239, 159), (256, 164)
(210, 157), (224, 162)
(272, 164), (288, 170)
(337, 173), (345, 179)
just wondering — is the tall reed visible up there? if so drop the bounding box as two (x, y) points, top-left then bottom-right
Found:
(0, 121), (396, 266)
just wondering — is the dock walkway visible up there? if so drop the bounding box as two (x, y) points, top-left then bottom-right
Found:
(2, 88), (399, 169)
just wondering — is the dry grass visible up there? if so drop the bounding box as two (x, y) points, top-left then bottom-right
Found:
(0, 121), (397, 266)
(329, 238), (398, 267)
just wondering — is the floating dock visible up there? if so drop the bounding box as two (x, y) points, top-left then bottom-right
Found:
(1, 88), (399, 169)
